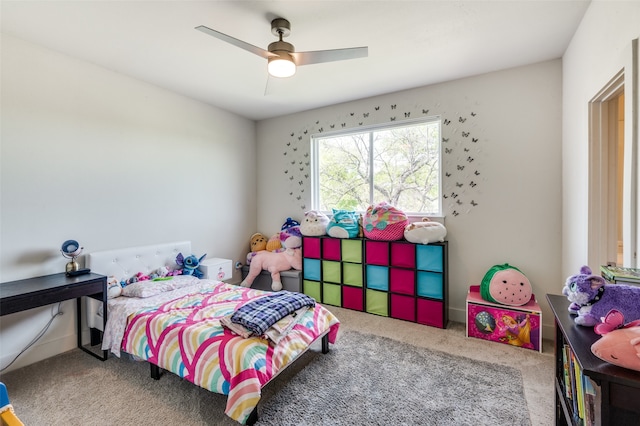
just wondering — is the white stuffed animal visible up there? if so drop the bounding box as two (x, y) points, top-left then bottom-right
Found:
(300, 210), (330, 236)
(403, 218), (447, 244)
(107, 275), (122, 299)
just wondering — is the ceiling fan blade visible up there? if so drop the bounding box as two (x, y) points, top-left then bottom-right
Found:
(195, 25), (277, 59)
(292, 46), (368, 66)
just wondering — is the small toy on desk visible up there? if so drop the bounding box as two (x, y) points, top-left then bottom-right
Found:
(176, 252), (207, 279)
(591, 309), (640, 372)
(300, 210), (330, 236)
(403, 218), (447, 244)
(563, 265), (640, 326)
(240, 248), (302, 292)
(480, 263), (532, 306)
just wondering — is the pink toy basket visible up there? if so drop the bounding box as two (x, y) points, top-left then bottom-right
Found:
(363, 202), (408, 241)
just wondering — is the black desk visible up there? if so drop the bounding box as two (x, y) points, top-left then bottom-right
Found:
(0, 272), (108, 360)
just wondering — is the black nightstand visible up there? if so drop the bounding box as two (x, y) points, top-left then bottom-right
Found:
(0, 272), (108, 361)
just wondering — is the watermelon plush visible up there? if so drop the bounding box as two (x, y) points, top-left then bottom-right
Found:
(480, 263), (532, 306)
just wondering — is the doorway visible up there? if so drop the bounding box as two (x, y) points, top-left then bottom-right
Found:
(588, 71), (630, 268)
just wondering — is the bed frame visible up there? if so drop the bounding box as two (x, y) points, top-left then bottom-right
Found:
(86, 241), (330, 425)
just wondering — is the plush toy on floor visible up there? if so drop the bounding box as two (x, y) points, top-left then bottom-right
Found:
(176, 252), (207, 279)
(240, 248), (302, 292)
(591, 309), (640, 372)
(563, 265), (640, 326)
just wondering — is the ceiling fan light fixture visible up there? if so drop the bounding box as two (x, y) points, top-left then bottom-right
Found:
(268, 54), (296, 78)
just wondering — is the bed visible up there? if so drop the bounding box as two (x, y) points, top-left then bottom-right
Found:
(85, 241), (340, 425)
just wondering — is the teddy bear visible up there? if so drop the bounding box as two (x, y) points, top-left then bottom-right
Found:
(563, 265), (640, 326)
(240, 248), (302, 291)
(300, 210), (330, 236)
(250, 233), (267, 252)
(403, 218), (447, 244)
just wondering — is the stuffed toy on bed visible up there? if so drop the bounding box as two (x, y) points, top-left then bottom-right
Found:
(176, 252), (207, 279)
(563, 265), (640, 326)
(240, 248), (302, 292)
(107, 276), (122, 299)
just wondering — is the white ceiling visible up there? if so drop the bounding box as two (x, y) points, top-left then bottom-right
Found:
(1, 1), (590, 121)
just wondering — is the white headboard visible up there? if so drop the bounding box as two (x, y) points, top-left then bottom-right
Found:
(87, 241), (191, 280)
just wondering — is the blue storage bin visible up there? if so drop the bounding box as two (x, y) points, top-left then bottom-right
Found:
(417, 271), (443, 299)
(303, 258), (321, 281)
(416, 245), (443, 272)
(366, 265), (389, 291)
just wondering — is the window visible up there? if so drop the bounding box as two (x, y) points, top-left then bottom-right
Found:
(311, 118), (441, 215)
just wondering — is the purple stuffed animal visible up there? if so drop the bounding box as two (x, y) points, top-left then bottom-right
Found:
(563, 265), (640, 326)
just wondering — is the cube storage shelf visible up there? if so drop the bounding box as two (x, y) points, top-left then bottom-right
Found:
(301, 236), (448, 328)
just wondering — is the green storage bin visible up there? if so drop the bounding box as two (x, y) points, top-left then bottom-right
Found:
(343, 263), (363, 287)
(303, 280), (321, 301)
(322, 283), (341, 306)
(342, 239), (362, 263)
(366, 289), (388, 317)
(322, 260), (341, 283)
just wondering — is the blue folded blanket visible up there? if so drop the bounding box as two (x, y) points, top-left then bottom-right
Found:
(231, 291), (316, 336)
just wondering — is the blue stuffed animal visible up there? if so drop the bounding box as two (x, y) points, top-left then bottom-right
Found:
(326, 209), (360, 238)
(176, 252), (207, 279)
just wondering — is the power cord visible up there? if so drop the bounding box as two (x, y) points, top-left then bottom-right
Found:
(0, 302), (64, 372)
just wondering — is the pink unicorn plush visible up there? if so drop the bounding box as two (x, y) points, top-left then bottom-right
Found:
(240, 248), (302, 292)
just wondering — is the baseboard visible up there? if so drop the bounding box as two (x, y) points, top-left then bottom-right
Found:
(1, 333), (78, 373)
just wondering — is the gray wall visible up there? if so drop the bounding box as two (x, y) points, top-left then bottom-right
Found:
(562, 1), (640, 277)
(256, 60), (563, 338)
(0, 34), (257, 371)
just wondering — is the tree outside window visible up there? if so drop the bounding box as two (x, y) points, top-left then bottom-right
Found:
(311, 119), (441, 215)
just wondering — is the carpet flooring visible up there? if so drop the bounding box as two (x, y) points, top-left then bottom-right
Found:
(0, 306), (554, 425)
(257, 330), (530, 425)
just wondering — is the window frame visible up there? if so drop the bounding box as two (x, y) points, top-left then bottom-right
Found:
(310, 116), (443, 217)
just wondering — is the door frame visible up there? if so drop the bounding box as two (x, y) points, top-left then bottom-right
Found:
(588, 39), (639, 268)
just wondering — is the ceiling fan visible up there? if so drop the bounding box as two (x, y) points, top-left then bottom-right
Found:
(195, 18), (368, 78)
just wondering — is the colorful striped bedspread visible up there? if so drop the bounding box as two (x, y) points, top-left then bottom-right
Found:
(119, 281), (340, 424)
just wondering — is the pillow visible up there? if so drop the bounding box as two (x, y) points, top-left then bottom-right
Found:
(121, 279), (177, 298)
